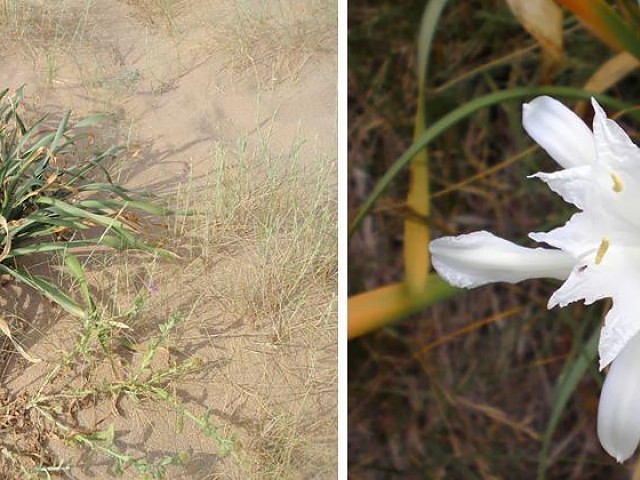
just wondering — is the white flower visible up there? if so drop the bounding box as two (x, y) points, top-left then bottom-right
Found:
(429, 96), (640, 462)
(597, 331), (640, 463)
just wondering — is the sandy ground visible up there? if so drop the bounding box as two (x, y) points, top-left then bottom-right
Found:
(0, 0), (336, 478)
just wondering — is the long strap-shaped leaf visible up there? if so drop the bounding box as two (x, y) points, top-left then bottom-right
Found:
(537, 326), (599, 479)
(6, 239), (119, 259)
(76, 199), (173, 217)
(404, 0), (450, 293)
(64, 253), (96, 314)
(0, 264), (86, 319)
(36, 197), (175, 257)
(349, 86), (639, 237)
(37, 197), (134, 235)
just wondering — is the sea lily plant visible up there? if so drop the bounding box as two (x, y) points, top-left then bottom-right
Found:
(429, 96), (640, 463)
(0, 87), (173, 327)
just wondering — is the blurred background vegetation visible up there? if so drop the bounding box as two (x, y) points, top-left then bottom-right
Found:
(348, 0), (640, 478)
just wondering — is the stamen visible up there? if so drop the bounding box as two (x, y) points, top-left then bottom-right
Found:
(595, 237), (610, 265)
(611, 172), (624, 192)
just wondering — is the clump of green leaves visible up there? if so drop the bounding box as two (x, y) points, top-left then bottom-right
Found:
(0, 86), (171, 319)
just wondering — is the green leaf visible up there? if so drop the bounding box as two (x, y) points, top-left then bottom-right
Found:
(537, 326), (599, 480)
(7, 240), (108, 258)
(76, 199), (173, 217)
(37, 197), (131, 232)
(10, 216), (89, 239)
(0, 264), (87, 319)
(49, 110), (71, 153)
(78, 182), (135, 200)
(73, 113), (111, 129)
(416, 0), (449, 87)
(64, 253), (95, 313)
(11, 114), (49, 155)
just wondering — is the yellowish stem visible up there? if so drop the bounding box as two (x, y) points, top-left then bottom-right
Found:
(404, 90), (431, 294)
(348, 277), (459, 339)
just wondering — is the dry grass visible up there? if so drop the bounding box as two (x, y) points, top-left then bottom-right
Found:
(0, 114), (337, 480)
(0, 0), (92, 44)
(208, 0), (338, 88)
(121, 0), (184, 34)
(167, 132), (338, 478)
(349, 0), (640, 478)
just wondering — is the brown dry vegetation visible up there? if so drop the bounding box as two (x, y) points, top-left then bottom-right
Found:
(349, 1), (640, 479)
(0, 0), (337, 478)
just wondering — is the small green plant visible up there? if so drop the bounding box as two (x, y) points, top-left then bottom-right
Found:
(0, 86), (171, 323)
(0, 86), (211, 478)
(0, 288), (238, 478)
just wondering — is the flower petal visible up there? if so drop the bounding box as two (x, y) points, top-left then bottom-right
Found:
(547, 242), (632, 311)
(429, 231), (574, 288)
(597, 331), (640, 462)
(592, 98), (640, 169)
(598, 279), (640, 369)
(529, 166), (594, 210)
(523, 96), (596, 169)
(529, 211), (601, 258)
(547, 264), (610, 309)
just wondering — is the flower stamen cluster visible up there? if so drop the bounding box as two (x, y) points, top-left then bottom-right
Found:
(611, 172), (624, 192)
(596, 237), (610, 265)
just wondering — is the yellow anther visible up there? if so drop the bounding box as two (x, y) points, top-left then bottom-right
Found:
(611, 172), (624, 192)
(595, 237), (610, 265)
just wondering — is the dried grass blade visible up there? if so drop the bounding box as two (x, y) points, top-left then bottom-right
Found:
(507, 0), (563, 71)
(575, 51), (640, 116)
(0, 215), (12, 264)
(0, 316), (41, 363)
(556, 0), (640, 61)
